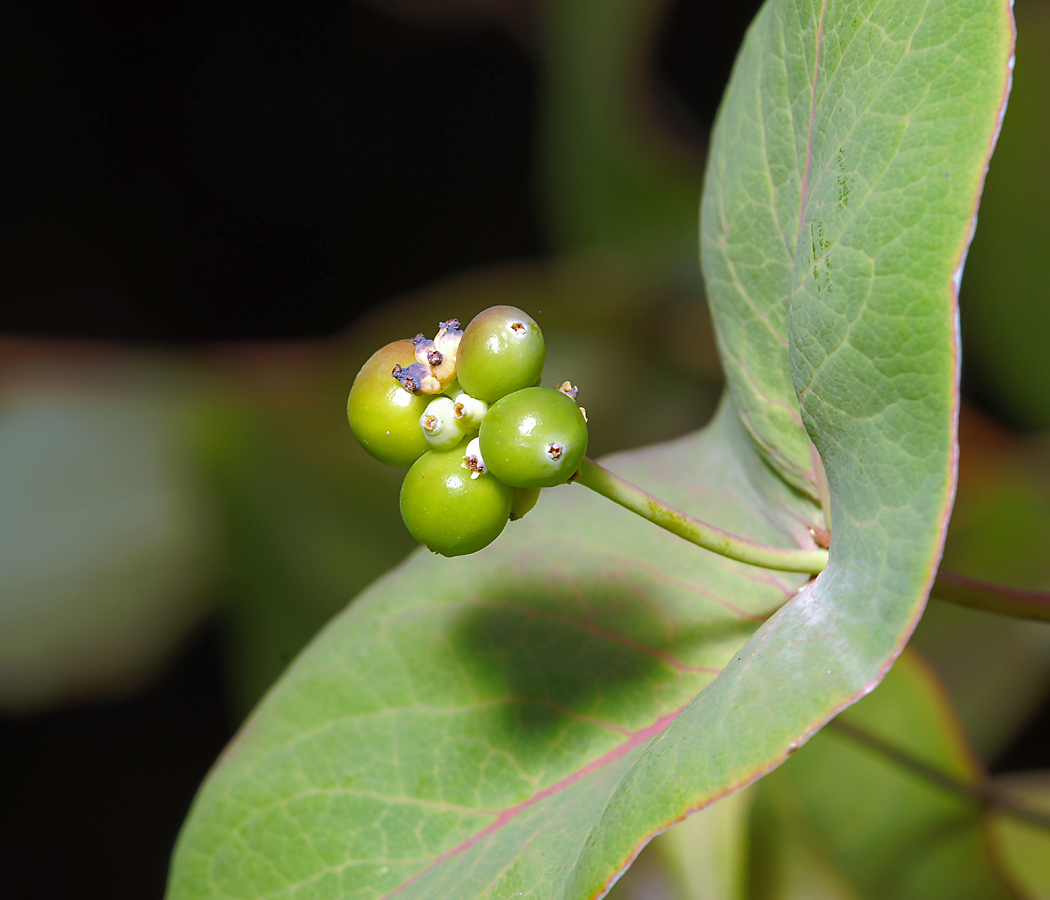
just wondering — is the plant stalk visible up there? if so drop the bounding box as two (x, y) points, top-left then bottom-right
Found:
(830, 719), (1050, 833)
(573, 457), (829, 575)
(931, 571), (1050, 623)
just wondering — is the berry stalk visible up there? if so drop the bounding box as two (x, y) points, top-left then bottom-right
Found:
(573, 457), (829, 575)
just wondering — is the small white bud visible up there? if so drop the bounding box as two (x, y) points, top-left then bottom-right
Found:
(450, 391), (488, 428)
(419, 397), (466, 450)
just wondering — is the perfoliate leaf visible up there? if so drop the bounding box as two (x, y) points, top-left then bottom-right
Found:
(168, 1), (1014, 897)
(169, 402), (811, 899)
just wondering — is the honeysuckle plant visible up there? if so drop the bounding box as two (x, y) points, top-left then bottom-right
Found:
(165, 1), (1050, 898)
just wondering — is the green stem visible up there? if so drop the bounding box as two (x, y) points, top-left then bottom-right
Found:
(573, 457), (829, 574)
(931, 572), (1050, 623)
(830, 719), (1050, 833)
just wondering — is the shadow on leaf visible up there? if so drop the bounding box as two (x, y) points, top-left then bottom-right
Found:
(450, 571), (746, 737)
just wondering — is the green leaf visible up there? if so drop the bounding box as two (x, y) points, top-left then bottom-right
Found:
(0, 352), (218, 709)
(169, 401), (812, 899)
(701, 0), (1013, 500)
(988, 772), (1050, 899)
(913, 412), (1050, 759)
(957, 1), (1050, 429)
(168, 1), (1014, 897)
(749, 650), (1016, 900)
(536, 0), (704, 255)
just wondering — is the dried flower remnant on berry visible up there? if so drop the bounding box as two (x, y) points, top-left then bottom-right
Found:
(557, 381), (586, 421)
(462, 437), (487, 479)
(412, 333), (444, 369)
(392, 362), (442, 395)
(435, 319), (462, 354)
(431, 319), (463, 384)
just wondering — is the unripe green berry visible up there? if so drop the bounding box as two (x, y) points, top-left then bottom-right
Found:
(399, 440), (513, 557)
(510, 486), (542, 520)
(479, 386), (588, 488)
(348, 340), (431, 467)
(456, 306), (545, 403)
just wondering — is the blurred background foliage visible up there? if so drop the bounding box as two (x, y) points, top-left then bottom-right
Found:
(1, 0), (1047, 897)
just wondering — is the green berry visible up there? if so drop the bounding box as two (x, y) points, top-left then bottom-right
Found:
(479, 386), (588, 488)
(510, 487), (542, 520)
(456, 306), (545, 403)
(347, 340), (431, 467)
(399, 440), (513, 557)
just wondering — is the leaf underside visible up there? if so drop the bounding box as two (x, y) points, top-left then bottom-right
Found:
(168, 0), (1014, 897)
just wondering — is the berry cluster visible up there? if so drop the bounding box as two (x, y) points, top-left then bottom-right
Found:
(347, 306), (589, 556)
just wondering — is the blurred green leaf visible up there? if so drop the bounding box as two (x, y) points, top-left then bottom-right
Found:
(989, 772), (1050, 899)
(959, 1), (1050, 429)
(536, 0), (704, 256)
(0, 351), (218, 709)
(195, 380), (415, 716)
(750, 651), (1017, 900)
(606, 788), (752, 900)
(913, 409), (1050, 759)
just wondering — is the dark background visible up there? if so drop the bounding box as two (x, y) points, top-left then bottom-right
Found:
(0, 1), (756, 896)
(1, 0), (754, 345)
(1, 2), (1046, 898)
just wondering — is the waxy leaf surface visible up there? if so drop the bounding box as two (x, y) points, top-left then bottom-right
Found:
(169, 0), (1014, 897)
(170, 404), (812, 898)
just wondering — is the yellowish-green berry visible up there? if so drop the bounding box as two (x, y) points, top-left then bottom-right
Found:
(456, 306), (545, 403)
(347, 340), (431, 467)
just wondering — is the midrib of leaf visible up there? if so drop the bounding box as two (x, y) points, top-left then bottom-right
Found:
(379, 706), (685, 900)
(796, 0), (829, 242)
